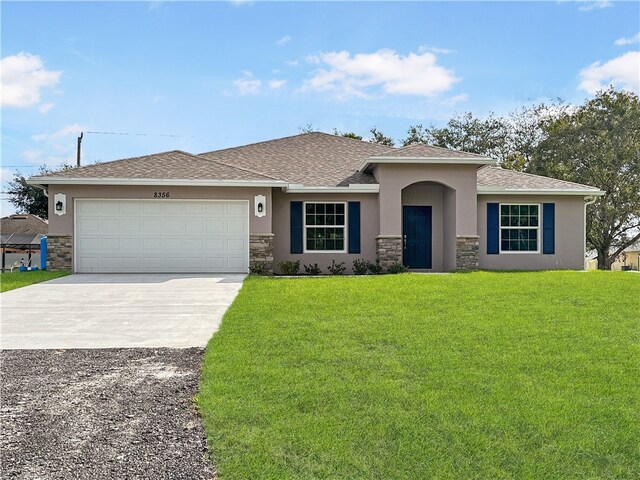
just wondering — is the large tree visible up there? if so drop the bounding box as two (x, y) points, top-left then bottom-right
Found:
(6, 165), (72, 220)
(530, 88), (640, 269)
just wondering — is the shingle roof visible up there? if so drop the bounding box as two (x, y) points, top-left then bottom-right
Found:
(200, 132), (392, 187)
(373, 143), (491, 159)
(1, 214), (47, 235)
(477, 166), (602, 191)
(38, 150), (278, 181)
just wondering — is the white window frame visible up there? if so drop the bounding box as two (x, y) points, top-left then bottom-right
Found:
(303, 201), (348, 253)
(498, 202), (541, 254)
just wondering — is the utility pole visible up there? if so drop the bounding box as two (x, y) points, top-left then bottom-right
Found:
(77, 132), (84, 167)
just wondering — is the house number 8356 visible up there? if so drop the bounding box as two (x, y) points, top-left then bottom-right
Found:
(153, 192), (170, 198)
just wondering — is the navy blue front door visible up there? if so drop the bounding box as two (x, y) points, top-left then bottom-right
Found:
(403, 206), (432, 269)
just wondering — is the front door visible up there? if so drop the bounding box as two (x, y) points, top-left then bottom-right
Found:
(403, 206), (432, 269)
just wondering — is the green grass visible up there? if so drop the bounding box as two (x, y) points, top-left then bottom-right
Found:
(199, 271), (639, 479)
(0, 270), (70, 292)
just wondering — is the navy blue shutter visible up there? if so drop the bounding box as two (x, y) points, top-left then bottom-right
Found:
(348, 202), (361, 254)
(487, 203), (500, 254)
(290, 201), (303, 254)
(543, 203), (555, 254)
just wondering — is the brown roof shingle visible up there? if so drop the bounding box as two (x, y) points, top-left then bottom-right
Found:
(200, 132), (392, 187)
(477, 166), (602, 191)
(373, 143), (492, 160)
(39, 150), (279, 181)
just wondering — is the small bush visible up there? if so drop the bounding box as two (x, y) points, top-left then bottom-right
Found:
(387, 262), (408, 274)
(352, 259), (369, 275)
(278, 260), (300, 275)
(327, 260), (346, 275)
(367, 260), (383, 275)
(249, 263), (268, 275)
(304, 263), (322, 275)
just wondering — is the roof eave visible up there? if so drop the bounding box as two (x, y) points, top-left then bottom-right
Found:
(359, 157), (496, 172)
(26, 177), (288, 188)
(284, 184), (380, 194)
(477, 187), (605, 196)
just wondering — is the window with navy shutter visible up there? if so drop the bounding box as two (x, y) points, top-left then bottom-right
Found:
(348, 201), (361, 254)
(487, 203), (499, 254)
(290, 201), (303, 254)
(543, 203), (555, 254)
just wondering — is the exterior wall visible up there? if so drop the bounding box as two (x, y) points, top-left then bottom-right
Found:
(611, 251), (640, 271)
(271, 189), (379, 274)
(46, 185), (273, 272)
(456, 236), (479, 269)
(478, 195), (585, 270)
(249, 233), (274, 274)
(374, 163), (478, 237)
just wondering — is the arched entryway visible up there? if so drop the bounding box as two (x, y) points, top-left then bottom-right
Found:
(401, 181), (456, 271)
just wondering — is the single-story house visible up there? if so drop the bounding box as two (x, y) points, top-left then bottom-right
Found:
(28, 132), (603, 274)
(1, 213), (48, 270)
(587, 243), (640, 271)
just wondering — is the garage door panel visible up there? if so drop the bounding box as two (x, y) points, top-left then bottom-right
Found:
(76, 200), (248, 273)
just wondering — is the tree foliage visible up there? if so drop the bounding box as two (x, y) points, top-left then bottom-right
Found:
(530, 88), (640, 269)
(369, 127), (395, 146)
(6, 165), (73, 220)
(333, 129), (363, 141)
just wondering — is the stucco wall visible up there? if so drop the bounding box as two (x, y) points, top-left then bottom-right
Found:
(477, 195), (585, 270)
(374, 164), (478, 236)
(46, 184), (273, 236)
(271, 189), (379, 274)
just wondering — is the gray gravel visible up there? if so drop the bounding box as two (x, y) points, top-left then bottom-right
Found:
(1, 348), (215, 479)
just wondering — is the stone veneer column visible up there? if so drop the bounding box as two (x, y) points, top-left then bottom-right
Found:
(376, 235), (403, 271)
(47, 235), (73, 271)
(249, 233), (274, 274)
(456, 235), (479, 270)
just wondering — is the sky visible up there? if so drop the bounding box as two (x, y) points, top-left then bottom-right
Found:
(1, 0), (639, 216)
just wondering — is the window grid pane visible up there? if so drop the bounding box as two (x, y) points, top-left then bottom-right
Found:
(304, 203), (346, 251)
(499, 203), (539, 252)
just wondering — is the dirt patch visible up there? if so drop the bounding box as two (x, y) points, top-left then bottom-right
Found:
(1, 348), (215, 479)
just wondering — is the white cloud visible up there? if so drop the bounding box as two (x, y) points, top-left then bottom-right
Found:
(303, 49), (459, 99)
(418, 45), (453, 55)
(578, 51), (640, 94)
(31, 123), (88, 142)
(1, 52), (61, 108)
(577, 0), (612, 11)
(285, 60), (299, 67)
(276, 35), (291, 47)
(21, 149), (74, 168)
(38, 102), (54, 114)
(614, 32), (640, 46)
(233, 72), (261, 95)
(441, 93), (469, 106)
(268, 79), (286, 89)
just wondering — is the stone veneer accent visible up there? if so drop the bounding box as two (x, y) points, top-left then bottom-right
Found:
(47, 235), (73, 271)
(249, 233), (274, 274)
(456, 235), (479, 270)
(376, 235), (403, 271)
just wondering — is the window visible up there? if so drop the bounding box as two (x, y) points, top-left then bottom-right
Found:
(304, 202), (346, 251)
(500, 204), (540, 252)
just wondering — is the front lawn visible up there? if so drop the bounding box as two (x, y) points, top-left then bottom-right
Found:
(0, 270), (70, 292)
(199, 271), (639, 479)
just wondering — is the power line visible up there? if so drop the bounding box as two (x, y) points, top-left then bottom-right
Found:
(86, 131), (193, 138)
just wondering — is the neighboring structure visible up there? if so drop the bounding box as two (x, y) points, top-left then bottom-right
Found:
(587, 242), (640, 271)
(0, 214), (48, 270)
(27, 132), (603, 274)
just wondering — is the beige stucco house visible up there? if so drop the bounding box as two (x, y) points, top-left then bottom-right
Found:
(28, 132), (603, 274)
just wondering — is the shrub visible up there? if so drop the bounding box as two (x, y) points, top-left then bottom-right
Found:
(249, 263), (268, 275)
(367, 260), (383, 275)
(327, 260), (346, 275)
(352, 259), (369, 275)
(304, 263), (322, 275)
(387, 262), (408, 274)
(278, 260), (300, 275)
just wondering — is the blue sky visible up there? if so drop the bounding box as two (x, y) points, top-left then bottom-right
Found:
(1, 1), (639, 215)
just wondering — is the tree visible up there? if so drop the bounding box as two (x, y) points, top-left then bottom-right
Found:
(530, 88), (640, 269)
(298, 123), (318, 133)
(369, 127), (395, 146)
(402, 113), (511, 161)
(333, 128), (363, 141)
(6, 164), (72, 219)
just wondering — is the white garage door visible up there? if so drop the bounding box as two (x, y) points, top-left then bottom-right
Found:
(75, 199), (249, 273)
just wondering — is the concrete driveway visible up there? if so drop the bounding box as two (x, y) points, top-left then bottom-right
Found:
(0, 274), (245, 349)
